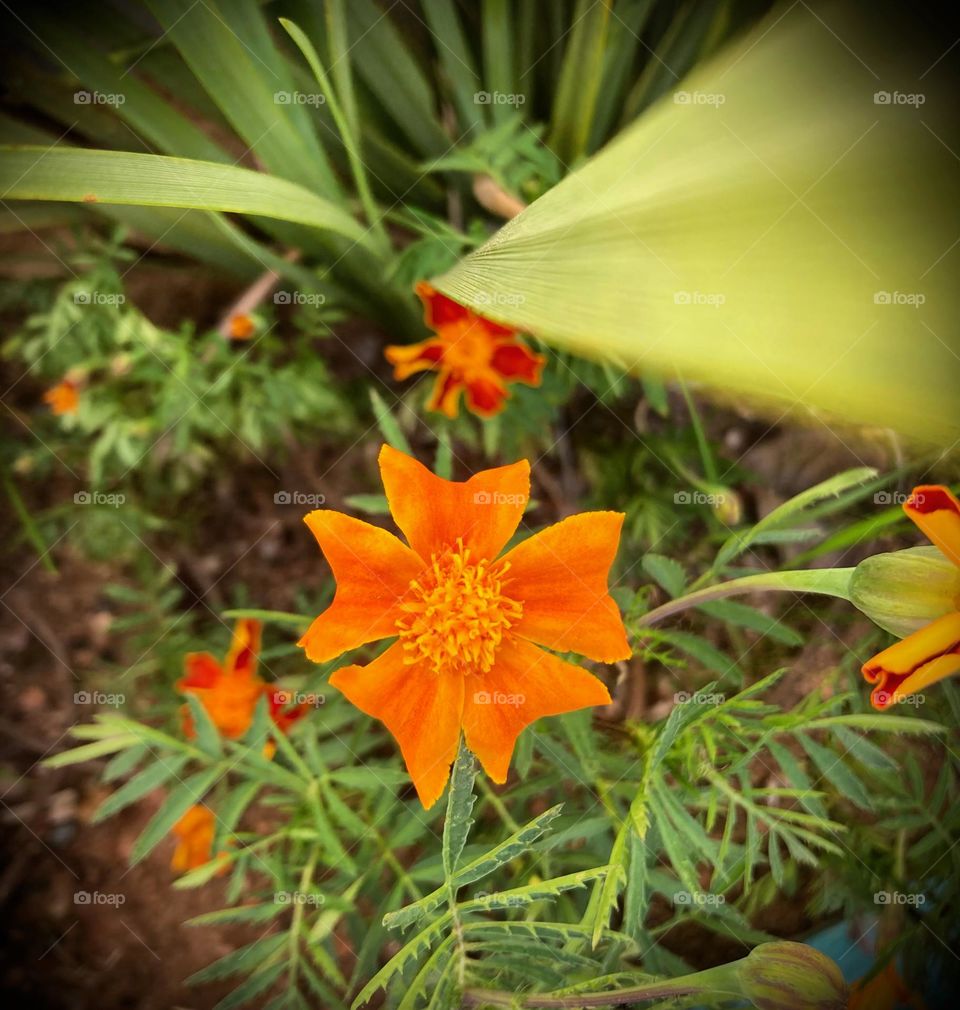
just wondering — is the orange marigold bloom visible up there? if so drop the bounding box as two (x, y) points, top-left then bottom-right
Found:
(170, 804), (224, 873)
(43, 379), (80, 416)
(228, 313), (255, 340)
(385, 282), (545, 419)
(862, 485), (960, 709)
(298, 445), (630, 808)
(178, 619), (307, 743)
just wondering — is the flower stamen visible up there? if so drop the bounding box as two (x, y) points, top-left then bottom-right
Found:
(396, 539), (523, 675)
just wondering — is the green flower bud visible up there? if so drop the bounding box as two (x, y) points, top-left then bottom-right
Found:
(850, 546), (960, 638)
(737, 941), (847, 1010)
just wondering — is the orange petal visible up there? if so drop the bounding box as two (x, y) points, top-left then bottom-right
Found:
(225, 619), (261, 679)
(863, 610), (960, 708)
(299, 511), (424, 663)
(427, 369), (463, 418)
(490, 342), (545, 385)
(501, 512), (631, 663)
(462, 638), (611, 783)
(178, 652), (222, 691)
(385, 338), (445, 381)
(379, 444), (530, 562)
(905, 485), (960, 567)
(329, 643), (463, 808)
(416, 281), (470, 329)
(465, 374), (508, 417)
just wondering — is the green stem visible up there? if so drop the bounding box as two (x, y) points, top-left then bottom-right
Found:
(638, 568), (854, 628)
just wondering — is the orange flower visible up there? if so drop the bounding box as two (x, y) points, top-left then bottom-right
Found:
(43, 379), (80, 416)
(228, 313), (255, 340)
(385, 282), (545, 419)
(849, 961), (923, 1010)
(862, 486), (960, 709)
(298, 445), (630, 808)
(171, 804), (229, 873)
(178, 619), (307, 743)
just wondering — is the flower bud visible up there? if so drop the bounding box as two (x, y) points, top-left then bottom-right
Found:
(850, 546), (960, 638)
(737, 941), (847, 1010)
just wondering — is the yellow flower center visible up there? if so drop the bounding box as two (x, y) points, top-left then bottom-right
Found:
(396, 540), (523, 675)
(441, 319), (494, 375)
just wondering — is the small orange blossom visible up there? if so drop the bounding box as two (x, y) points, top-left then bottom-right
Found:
(863, 485), (960, 709)
(228, 313), (256, 340)
(178, 619), (307, 745)
(170, 804), (224, 873)
(298, 445), (630, 808)
(385, 282), (545, 419)
(44, 379), (80, 416)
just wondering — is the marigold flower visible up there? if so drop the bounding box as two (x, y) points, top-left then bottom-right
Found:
(171, 804), (224, 873)
(298, 445), (630, 808)
(862, 486), (960, 709)
(228, 313), (255, 340)
(178, 619), (307, 744)
(43, 379), (80, 416)
(385, 282), (545, 419)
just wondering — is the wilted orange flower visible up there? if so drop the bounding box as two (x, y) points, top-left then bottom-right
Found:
(171, 804), (226, 873)
(863, 485), (960, 709)
(228, 313), (255, 340)
(299, 445), (630, 808)
(43, 379), (80, 416)
(178, 619), (307, 745)
(385, 282), (545, 419)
